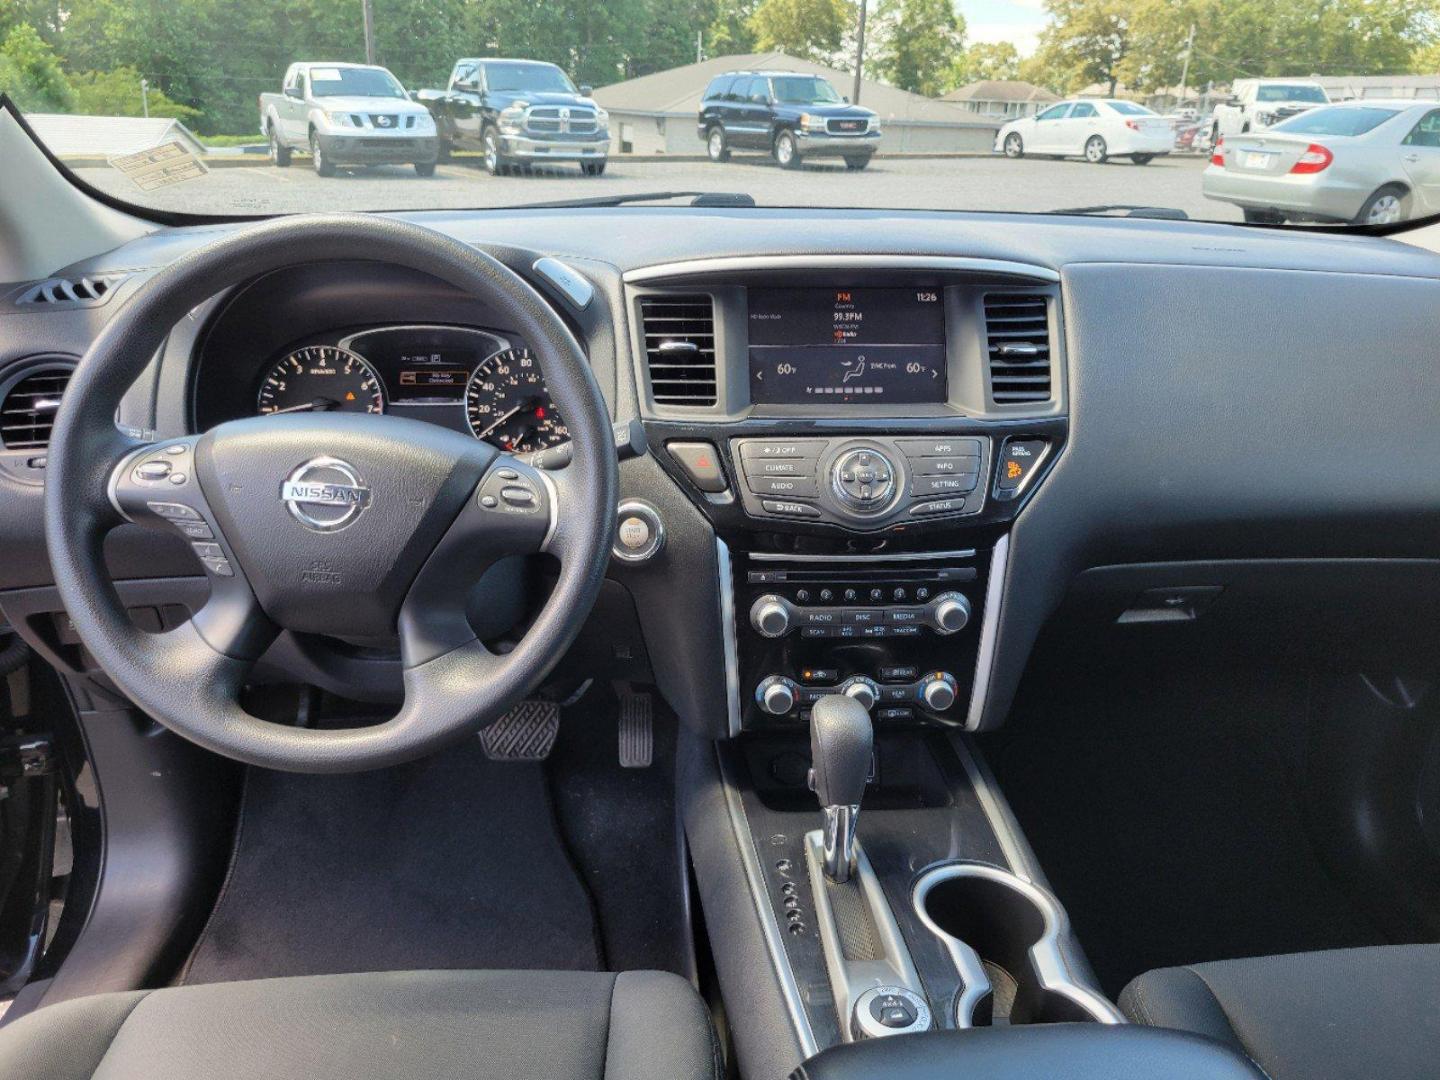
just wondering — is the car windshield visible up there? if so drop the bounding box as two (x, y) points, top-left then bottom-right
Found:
(771, 76), (843, 104)
(484, 63), (575, 94)
(3, 0), (1437, 228)
(1256, 84), (1329, 103)
(309, 67), (405, 99)
(1274, 106), (1401, 137)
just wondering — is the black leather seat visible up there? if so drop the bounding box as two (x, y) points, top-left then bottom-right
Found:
(0, 969), (721, 1080)
(1120, 945), (1440, 1080)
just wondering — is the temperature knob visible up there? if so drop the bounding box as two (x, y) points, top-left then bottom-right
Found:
(919, 672), (958, 712)
(757, 676), (798, 716)
(750, 595), (792, 638)
(928, 592), (971, 635)
(840, 676), (879, 711)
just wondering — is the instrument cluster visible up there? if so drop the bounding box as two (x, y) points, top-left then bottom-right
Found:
(254, 324), (568, 454)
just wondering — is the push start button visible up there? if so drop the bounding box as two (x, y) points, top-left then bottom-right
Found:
(612, 500), (664, 563)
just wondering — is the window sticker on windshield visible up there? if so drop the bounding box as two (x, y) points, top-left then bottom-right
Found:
(310, 68), (343, 82)
(107, 142), (209, 191)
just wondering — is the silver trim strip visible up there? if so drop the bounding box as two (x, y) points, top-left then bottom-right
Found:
(964, 533), (1008, 731)
(950, 734), (1037, 881)
(536, 468), (561, 553)
(624, 255), (1061, 285)
(749, 548), (976, 564)
(106, 444), (150, 522)
(716, 748), (821, 1059)
(911, 863), (1125, 1026)
(716, 538), (743, 737)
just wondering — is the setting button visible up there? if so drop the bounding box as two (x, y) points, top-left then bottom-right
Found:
(667, 441), (728, 493)
(912, 474), (977, 497)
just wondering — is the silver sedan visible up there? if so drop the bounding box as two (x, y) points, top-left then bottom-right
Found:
(1202, 100), (1440, 225)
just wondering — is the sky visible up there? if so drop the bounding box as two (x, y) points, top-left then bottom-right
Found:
(958, 0), (1048, 56)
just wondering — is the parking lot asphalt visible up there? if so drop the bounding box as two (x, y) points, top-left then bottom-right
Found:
(75, 152), (1239, 221)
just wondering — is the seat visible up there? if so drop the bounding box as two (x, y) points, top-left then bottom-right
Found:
(0, 968), (722, 1080)
(1120, 944), (1440, 1080)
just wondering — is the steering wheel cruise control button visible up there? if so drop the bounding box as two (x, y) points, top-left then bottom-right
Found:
(146, 501), (201, 520)
(135, 460), (172, 480)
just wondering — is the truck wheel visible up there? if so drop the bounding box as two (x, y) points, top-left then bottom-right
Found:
(581, 160), (606, 176)
(1354, 184), (1408, 226)
(1131, 153), (1155, 165)
(1003, 132), (1023, 158)
(1084, 135), (1108, 164)
(310, 131), (335, 177)
(707, 126), (730, 163)
(773, 129), (800, 169)
(482, 126), (507, 176)
(414, 161), (436, 177)
(1242, 208), (1286, 225)
(843, 155), (871, 171)
(269, 127), (292, 167)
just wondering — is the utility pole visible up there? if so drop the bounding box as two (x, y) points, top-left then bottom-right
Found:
(1178, 23), (1195, 109)
(697, 30), (703, 64)
(362, 0), (377, 65)
(140, 78), (150, 118)
(852, 0), (868, 104)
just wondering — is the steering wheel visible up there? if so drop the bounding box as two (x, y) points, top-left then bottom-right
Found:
(44, 215), (617, 773)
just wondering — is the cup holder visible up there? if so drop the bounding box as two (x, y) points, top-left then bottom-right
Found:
(913, 863), (1122, 1028)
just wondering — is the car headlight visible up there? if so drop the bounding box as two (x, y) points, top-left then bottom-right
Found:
(326, 111), (356, 127)
(799, 113), (827, 133)
(411, 112), (435, 131)
(594, 107), (609, 127)
(868, 117), (881, 133)
(499, 103), (527, 134)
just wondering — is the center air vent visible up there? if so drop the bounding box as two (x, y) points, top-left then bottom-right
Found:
(983, 293), (1052, 404)
(639, 294), (718, 406)
(15, 273), (130, 308)
(1, 365), (74, 450)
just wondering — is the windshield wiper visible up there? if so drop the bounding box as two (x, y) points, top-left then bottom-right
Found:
(1048, 204), (1190, 220)
(507, 190), (756, 210)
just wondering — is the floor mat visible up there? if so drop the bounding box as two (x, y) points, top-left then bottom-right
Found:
(981, 647), (1387, 998)
(182, 737), (601, 985)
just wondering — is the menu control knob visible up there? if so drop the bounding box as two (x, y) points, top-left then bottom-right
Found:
(758, 676), (798, 716)
(841, 676), (879, 711)
(929, 592), (971, 635)
(920, 673), (958, 712)
(750, 595), (792, 638)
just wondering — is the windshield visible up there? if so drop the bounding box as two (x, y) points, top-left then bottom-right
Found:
(1256, 84), (1329, 104)
(772, 76), (843, 105)
(3, 0), (1435, 228)
(1274, 106), (1401, 137)
(484, 63), (575, 94)
(309, 67), (405, 99)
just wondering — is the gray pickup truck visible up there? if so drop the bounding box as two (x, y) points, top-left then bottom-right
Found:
(415, 58), (610, 175)
(258, 62), (440, 177)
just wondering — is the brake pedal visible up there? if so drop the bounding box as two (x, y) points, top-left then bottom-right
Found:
(480, 699), (560, 762)
(617, 691), (653, 769)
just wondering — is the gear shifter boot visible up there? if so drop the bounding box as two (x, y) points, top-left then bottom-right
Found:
(810, 694), (874, 882)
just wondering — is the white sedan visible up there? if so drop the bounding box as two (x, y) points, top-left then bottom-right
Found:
(996, 99), (1175, 164)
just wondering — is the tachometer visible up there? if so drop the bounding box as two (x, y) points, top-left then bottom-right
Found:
(464, 347), (568, 452)
(257, 345), (385, 416)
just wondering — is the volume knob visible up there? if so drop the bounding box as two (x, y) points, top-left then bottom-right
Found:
(750, 595), (792, 638)
(929, 592), (971, 635)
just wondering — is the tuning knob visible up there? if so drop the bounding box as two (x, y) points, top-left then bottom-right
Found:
(928, 592), (971, 635)
(757, 676), (798, 716)
(750, 594), (792, 638)
(920, 672), (958, 712)
(841, 676), (879, 711)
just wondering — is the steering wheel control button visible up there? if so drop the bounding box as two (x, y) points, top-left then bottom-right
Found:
(168, 472), (188, 485)
(176, 521), (214, 539)
(201, 557), (234, 578)
(191, 542), (224, 560)
(612, 500), (665, 563)
(147, 501), (201, 520)
(134, 460), (173, 481)
(667, 441), (728, 493)
(477, 468), (544, 516)
(500, 485), (537, 507)
(997, 438), (1049, 493)
(852, 986), (931, 1040)
(163, 443), (187, 455)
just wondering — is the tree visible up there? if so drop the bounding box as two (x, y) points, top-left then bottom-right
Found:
(870, 0), (965, 95)
(69, 65), (200, 121)
(0, 21), (69, 110)
(709, 0), (759, 55)
(748, 0), (855, 62)
(1030, 0), (1131, 96)
(960, 40), (1020, 82)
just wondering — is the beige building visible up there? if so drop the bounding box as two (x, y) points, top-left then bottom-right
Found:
(939, 80), (1060, 120)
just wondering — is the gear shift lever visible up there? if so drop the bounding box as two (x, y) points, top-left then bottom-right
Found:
(809, 693), (874, 884)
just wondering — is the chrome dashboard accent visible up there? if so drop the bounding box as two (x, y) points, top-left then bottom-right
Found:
(716, 538), (742, 737)
(624, 255), (1061, 284)
(748, 548), (977, 564)
(964, 532), (1007, 731)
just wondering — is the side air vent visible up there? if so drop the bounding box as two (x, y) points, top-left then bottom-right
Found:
(983, 293), (1052, 404)
(1, 365), (74, 450)
(16, 273), (130, 308)
(639, 294), (718, 406)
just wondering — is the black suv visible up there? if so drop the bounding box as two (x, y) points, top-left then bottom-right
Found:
(698, 70), (881, 170)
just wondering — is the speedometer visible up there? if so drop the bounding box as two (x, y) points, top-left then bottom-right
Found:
(464, 347), (568, 452)
(257, 345), (385, 416)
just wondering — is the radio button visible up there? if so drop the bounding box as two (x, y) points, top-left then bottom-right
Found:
(748, 474), (819, 498)
(911, 455), (980, 477)
(738, 440), (827, 459)
(912, 474), (978, 497)
(761, 499), (821, 518)
(896, 438), (982, 458)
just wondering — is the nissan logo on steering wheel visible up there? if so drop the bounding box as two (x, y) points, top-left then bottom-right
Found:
(280, 456), (372, 531)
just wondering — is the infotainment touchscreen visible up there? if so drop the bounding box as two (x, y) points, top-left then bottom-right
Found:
(747, 288), (947, 405)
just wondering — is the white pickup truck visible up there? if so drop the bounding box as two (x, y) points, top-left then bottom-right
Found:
(258, 62), (439, 177)
(1211, 79), (1330, 142)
